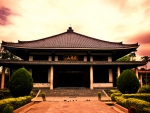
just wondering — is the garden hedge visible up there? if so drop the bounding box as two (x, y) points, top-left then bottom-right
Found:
(122, 94), (150, 102)
(110, 93), (122, 101)
(0, 96), (31, 113)
(115, 96), (150, 113)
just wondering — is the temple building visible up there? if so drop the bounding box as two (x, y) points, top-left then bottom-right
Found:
(0, 27), (146, 90)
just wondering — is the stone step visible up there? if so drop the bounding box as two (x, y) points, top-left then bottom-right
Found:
(32, 87), (107, 97)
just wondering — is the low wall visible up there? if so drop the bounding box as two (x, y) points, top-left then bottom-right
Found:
(93, 83), (113, 88)
(33, 83), (50, 88)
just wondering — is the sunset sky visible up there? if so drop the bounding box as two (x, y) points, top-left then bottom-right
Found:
(0, 0), (150, 68)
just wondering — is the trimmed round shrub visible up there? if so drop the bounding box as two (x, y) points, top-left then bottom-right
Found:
(138, 85), (150, 93)
(117, 69), (139, 94)
(9, 68), (33, 97)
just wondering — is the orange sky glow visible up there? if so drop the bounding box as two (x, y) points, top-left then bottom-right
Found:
(0, 0), (150, 68)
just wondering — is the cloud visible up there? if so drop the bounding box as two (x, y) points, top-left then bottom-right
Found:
(0, 7), (12, 25)
(126, 32), (150, 45)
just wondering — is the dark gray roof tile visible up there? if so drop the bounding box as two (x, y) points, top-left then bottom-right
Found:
(2, 27), (139, 49)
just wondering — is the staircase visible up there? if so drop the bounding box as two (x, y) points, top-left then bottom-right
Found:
(32, 87), (106, 97)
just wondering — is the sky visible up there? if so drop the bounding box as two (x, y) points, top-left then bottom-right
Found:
(0, 0), (150, 68)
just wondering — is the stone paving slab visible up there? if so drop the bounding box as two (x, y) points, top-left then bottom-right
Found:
(31, 96), (111, 102)
(21, 101), (120, 113)
(18, 97), (124, 113)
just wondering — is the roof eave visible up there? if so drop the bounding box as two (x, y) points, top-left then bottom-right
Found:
(2, 45), (138, 50)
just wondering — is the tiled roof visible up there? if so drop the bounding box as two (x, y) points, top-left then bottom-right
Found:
(2, 27), (139, 49)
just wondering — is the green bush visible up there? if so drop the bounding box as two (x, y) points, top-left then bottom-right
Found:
(98, 92), (101, 98)
(109, 90), (121, 95)
(0, 90), (12, 99)
(138, 85), (150, 93)
(110, 93), (122, 101)
(0, 96), (31, 113)
(115, 96), (150, 113)
(143, 107), (150, 113)
(3, 104), (14, 113)
(115, 96), (127, 108)
(117, 69), (139, 94)
(122, 94), (150, 102)
(126, 98), (150, 112)
(9, 68), (33, 97)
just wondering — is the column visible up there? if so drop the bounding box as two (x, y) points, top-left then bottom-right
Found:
(29, 56), (33, 61)
(90, 65), (93, 90)
(140, 74), (143, 87)
(48, 56), (52, 61)
(50, 66), (53, 90)
(84, 56), (87, 61)
(135, 68), (138, 79)
(29, 68), (32, 76)
(109, 69), (113, 82)
(48, 68), (50, 83)
(108, 56), (112, 61)
(117, 66), (120, 77)
(55, 56), (58, 61)
(1, 67), (5, 89)
(90, 56), (93, 61)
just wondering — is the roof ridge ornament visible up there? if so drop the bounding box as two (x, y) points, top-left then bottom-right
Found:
(67, 27), (73, 33)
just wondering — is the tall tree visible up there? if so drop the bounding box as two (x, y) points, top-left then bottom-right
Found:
(0, 48), (21, 88)
(116, 54), (130, 61)
(129, 52), (136, 61)
(141, 56), (150, 84)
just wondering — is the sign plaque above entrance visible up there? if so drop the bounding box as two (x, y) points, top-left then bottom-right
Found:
(64, 55), (78, 61)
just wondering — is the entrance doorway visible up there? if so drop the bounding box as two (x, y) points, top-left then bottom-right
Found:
(58, 71), (83, 87)
(54, 66), (90, 88)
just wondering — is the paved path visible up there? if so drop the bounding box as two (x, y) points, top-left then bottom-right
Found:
(18, 97), (124, 113)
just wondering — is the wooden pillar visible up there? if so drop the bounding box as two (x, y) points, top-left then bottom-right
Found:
(29, 56), (33, 61)
(108, 56), (112, 61)
(109, 69), (113, 82)
(135, 68), (138, 79)
(90, 56), (93, 61)
(29, 68), (32, 76)
(50, 66), (53, 90)
(48, 56), (52, 61)
(90, 65), (93, 90)
(117, 66), (120, 77)
(84, 56), (87, 61)
(140, 74), (143, 87)
(1, 67), (5, 89)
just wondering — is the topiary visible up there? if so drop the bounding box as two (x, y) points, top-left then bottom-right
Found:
(117, 69), (139, 94)
(9, 68), (33, 97)
(138, 85), (150, 93)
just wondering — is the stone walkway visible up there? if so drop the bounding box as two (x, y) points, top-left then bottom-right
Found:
(17, 97), (125, 113)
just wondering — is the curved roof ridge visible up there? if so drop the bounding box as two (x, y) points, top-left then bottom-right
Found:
(72, 32), (134, 46)
(17, 30), (137, 46)
(2, 27), (139, 49)
(18, 32), (67, 43)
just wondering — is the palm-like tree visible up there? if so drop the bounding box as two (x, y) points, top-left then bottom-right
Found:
(141, 56), (150, 84)
(129, 52), (136, 61)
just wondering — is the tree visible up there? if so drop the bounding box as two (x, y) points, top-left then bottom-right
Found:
(116, 54), (130, 61)
(9, 68), (33, 97)
(117, 69), (139, 94)
(0, 49), (20, 60)
(116, 52), (136, 61)
(141, 56), (150, 84)
(129, 52), (136, 61)
(0, 48), (21, 88)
